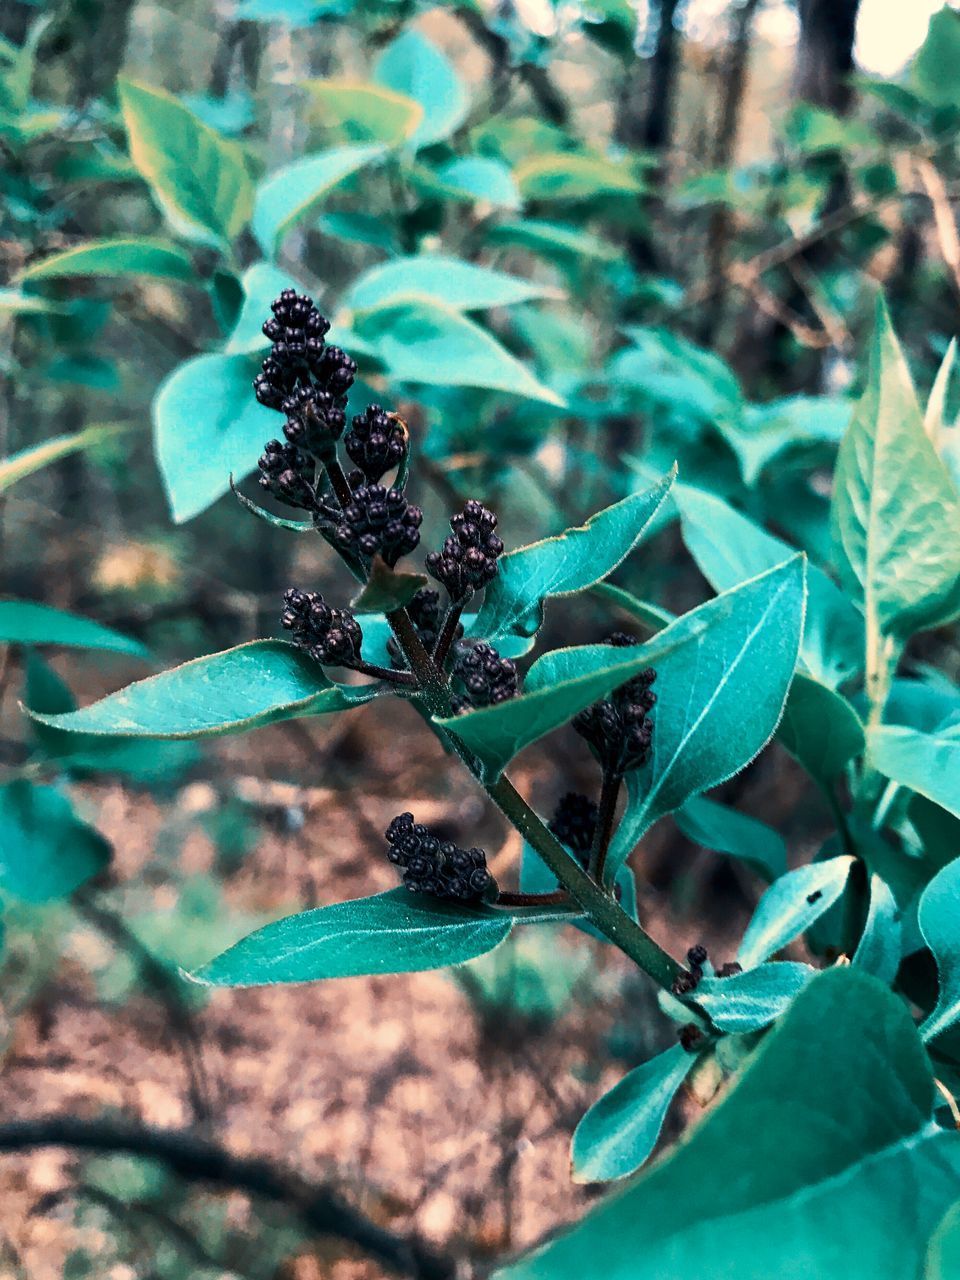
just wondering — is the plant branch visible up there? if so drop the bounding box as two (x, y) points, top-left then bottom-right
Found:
(432, 601), (465, 669)
(495, 889), (569, 908)
(589, 770), (623, 884)
(324, 457), (354, 508)
(0, 1116), (454, 1280)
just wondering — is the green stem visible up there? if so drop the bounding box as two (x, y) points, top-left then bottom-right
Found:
(589, 770), (623, 884)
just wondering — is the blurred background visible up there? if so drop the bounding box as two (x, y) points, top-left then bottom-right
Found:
(1, 0), (959, 1275)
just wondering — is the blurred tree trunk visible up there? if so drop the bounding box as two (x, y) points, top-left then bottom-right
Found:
(51, 0), (137, 103)
(793, 0), (861, 114)
(641, 0), (683, 153)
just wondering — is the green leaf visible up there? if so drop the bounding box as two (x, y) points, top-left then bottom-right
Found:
(913, 7), (960, 109)
(610, 558), (806, 862)
(777, 673), (865, 791)
(252, 144), (385, 256)
(926, 1202), (960, 1280)
(435, 156), (520, 209)
(515, 151), (644, 200)
(0, 423), (131, 494)
(19, 238), (195, 284)
(831, 297), (960, 643)
(472, 472), (674, 645)
(853, 874), (902, 984)
(924, 339), (956, 443)
(355, 300), (563, 406)
(117, 78), (253, 246)
(0, 288), (66, 315)
(305, 77), (423, 144)
(373, 30), (468, 150)
(737, 856), (854, 968)
(571, 1045), (695, 1184)
(350, 558), (427, 613)
(728, 395), (852, 487)
(499, 969), (947, 1280)
(26, 641), (376, 741)
(868, 724), (960, 820)
(589, 582), (674, 636)
(693, 962), (814, 1033)
(488, 219), (619, 262)
(153, 351), (273, 522)
(343, 254), (556, 315)
(676, 484), (862, 687)
(0, 600), (147, 658)
(191, 888), (512, 985)
(919, 857), (960, 1041)
(0, 780), (110, 902)
(673, 795), (786, 881)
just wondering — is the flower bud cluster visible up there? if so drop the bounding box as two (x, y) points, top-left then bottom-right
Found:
(386, 813), (496, 904)
(258, 440), (317, 510)
(450, 642), (519, 712)
(333, 482), (423, 568)
(426, 501), (504, 602)
(573, 634), (656, 775)
(344, 404), (408, 483)
(281, 588), (363, 667)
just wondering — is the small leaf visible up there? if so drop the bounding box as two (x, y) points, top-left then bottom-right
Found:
(472, 471), (674, 644)
(435, 156), (520, 209)
(19, 238), (195, 283)
(919, 857), (960, 1041)
(351, 558), (427, 613)
(343, 254), (556, 315)
(868, 724), (960, 820)
(355, 300), (563, 406)
(515, 151), (644, 200)
(571, 1045), (695, 1184)
(118, 78), (253, 246)
(0, 600), (147, 658)
(853, 874), (901, 984)
(489, 219), (619, 262)
(252, 145), (385, 256)
(26, 641), (376, 740)
(737, 857), (853, 968)
(674, 795), (786, 881)
(912, 7), (960, 108)
(693, 962), (814, 1033)
(305, 77), (423, 144)
(0, 423), (131, 494)
(0, 780), (110, 902)
(191, 888), (512, 985)
(373, 30), (468, 149)
(777, 673), (865, 791)
(231, 479), (316, 531)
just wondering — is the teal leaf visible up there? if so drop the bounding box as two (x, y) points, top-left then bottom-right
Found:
(853, 874), (901, 984)
(926, 1202), (960, 1280)
(0, 600), (147, 658)
(571, 1045), (695, 1184)
(343, 254), (556, 314)
(0, 780), (110, 902)
(354, 300), (563, 406)
(19, 238), (195, 284)
(499, 969), (946, 1280)
(153, 351), (272, 522)
(919, 857), (960, 1041)
(867, 724), (960, 820)
(912, 7), (960, 108)
(673, 795), (787, 881)
(737, 856), (854, 968)
(693, 962), (814, 1033)
(472, 471), (674, 644)
(831, 297), (960, 641)
(610, 558), (806, 864)
(435, 156), (520, 209)
(252, 144), (385, 255)
(777, 673), (865, 791)
(118, 78), (253, 246)
(25, 641), (376, 741)
(676, 483), (862, 687)
(191, 888), (511, 985)
(726, 394), (852, 487)
(373, 30), (468, 149)
(488, 218), (619, 262)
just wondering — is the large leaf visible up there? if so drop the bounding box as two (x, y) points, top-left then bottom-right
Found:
(305, 78), (423, 144)
(831, 298), (960, 647)
(444, 559), (804, 783)
(118, 78), (253, 246)
(26, 641), (376, 740)
(252, 145), (385, 256)
(355, 300), (563, 406)
(373, 30), (468, 149)
(0, 780), (109, 902)
(918, 857), (960, 1041)
(471, 472), (674, 644)
(867, 724), (960, 820)
(673, 795), (786, 881)
(19, 238), (195, 284)
(676, 484), (862, 688)
(571, 1045), (695, 1184)
(609, 558), (806, 863)
(693, 962), (814, 1033)
(153, 351), (273, 522)
(776, 673), (865, 791)
(499, 969), (952, 1280)
(191, 889), (511, 985)
(0, 423), (130, 494)
(0, 600), (147, 658)
(343, 254), (556, 314)
(514, 151), (643, 200)
(737, 856), (854, 968)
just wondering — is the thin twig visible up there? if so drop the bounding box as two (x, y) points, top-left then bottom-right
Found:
(589, 771), (623, 884)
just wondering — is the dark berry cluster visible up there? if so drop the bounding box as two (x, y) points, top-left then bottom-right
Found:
(450, 642), (520, 712)
(257, 440), (317, 510)
(573, 634), (656, 775)
(426, 500), (504, 602)
(281, 588), (363, 667)
(344, 404), (407, 483)
(386, 813), (496, 904)
(333, 482), (423, 567)
(548, 792), (599, 862)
